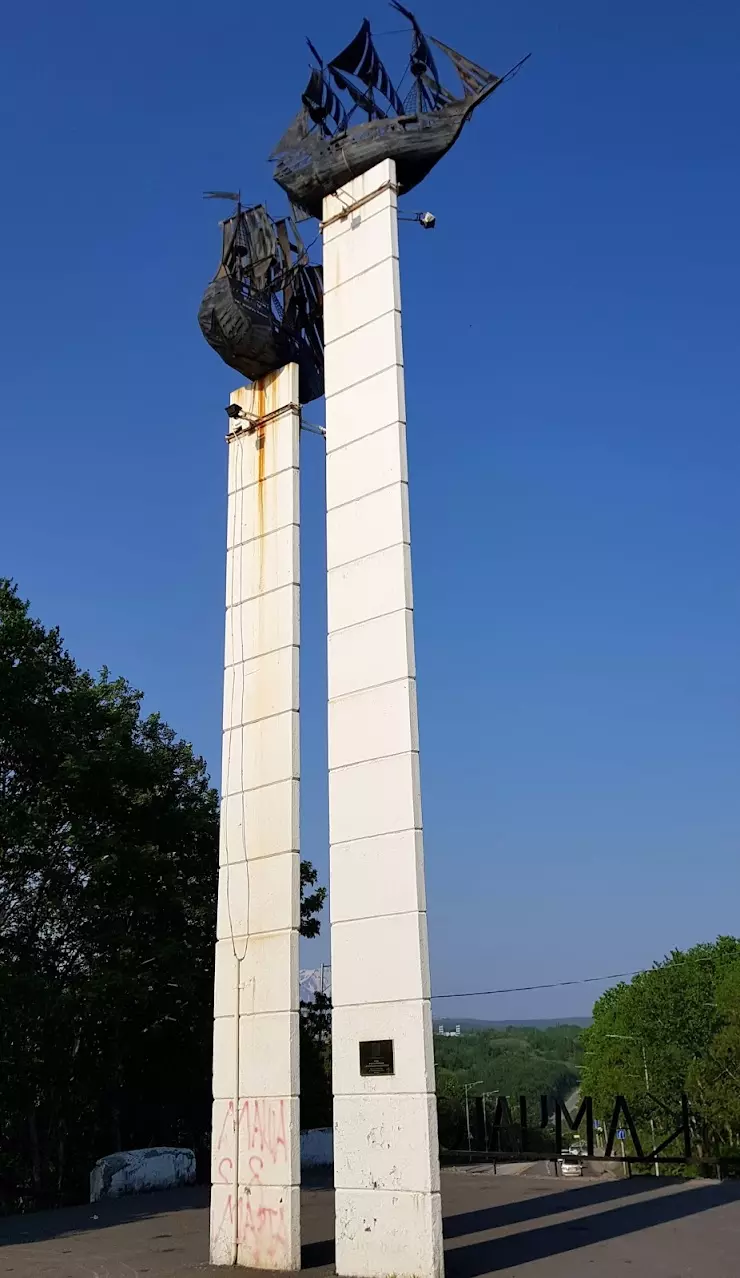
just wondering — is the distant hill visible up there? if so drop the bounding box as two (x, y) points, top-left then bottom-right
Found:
(300, 973), (592, 1030)
(432, 1016), (592, 1031)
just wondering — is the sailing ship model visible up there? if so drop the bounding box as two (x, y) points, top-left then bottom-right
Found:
(198, 200), (324, 404)
(271, 1), (529, 219)
(198, 5), (527, 398)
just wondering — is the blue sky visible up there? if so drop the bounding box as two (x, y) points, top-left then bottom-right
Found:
(2, 0), (738, 1019)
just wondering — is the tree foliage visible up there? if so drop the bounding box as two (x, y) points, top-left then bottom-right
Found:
(299, 862), (326, 939)
(687, 961), (740, 1142)
(433, 1025), (583, 1150)
(0, 581), (325, 1212)
(581, 937), (740, 1158)
(300, 991), (332, 1131)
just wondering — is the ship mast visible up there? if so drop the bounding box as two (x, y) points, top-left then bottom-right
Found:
(391, 1), (446, 113)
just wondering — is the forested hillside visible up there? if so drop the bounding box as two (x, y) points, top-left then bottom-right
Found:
(434, 1024), (583, 1150)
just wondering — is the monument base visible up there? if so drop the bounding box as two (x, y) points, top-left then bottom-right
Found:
(336, 1187), (443, 1278)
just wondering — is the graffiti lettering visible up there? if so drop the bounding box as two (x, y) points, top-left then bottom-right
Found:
(240, 1098), (288, 1164)
(216, 1098), (288, 1165)
(215, 1188), (290, 1267)
(240, 1191), (288, 1265)
(217, 1099), (236, 1152)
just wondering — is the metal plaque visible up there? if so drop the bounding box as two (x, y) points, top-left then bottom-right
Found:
(359, 1039), (394, 1077)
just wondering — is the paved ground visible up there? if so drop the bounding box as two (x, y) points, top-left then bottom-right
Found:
(2, 1169), (740, 1277)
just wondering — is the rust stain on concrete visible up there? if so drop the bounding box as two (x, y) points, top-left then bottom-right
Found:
(254, 378), (268, 589)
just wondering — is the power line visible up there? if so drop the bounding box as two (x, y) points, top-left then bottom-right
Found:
(432, 955), (722, 1001)
(304, 955), (723, 1002)
(431, 970), (642, 1001)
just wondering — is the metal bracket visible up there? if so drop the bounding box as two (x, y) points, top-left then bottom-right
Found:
(319, 178), (398, 231)
(225, 401), (301, 442)
(300, 418), (326, 438)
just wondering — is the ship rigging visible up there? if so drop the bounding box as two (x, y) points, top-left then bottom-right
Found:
(271, 1), (529, 218)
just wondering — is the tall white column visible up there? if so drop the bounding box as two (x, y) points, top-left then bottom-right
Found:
(210, 365), (301, 1270)
(323, 160), (444, 1278)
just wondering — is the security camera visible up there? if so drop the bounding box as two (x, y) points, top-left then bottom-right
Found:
(419, 211), (436, 229)
(225, 404), (246, 420)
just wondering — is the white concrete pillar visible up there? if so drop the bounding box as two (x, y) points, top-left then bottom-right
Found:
(323, 161), (444, 1278)
(210, 366), (301, 1270)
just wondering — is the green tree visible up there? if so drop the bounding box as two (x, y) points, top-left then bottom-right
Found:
(300, 991), (332, 1130)
(686, 958), (740, 1150)
(0, 580), (325, 1211)
(435, 1067), (467, 1150)
(299, 861), (326, 938)
(582, 937), (740, 1160)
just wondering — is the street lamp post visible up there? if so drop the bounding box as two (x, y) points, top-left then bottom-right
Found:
(640, 1042), (660, 1180)
(481, 1090), (500, 1152)
(607, 1034), (659, 1178)
(464, 1080), (483, 1154)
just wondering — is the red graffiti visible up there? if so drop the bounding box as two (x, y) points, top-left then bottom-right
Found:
(216, 1191), (235, 1249)
(216, 1189), (289, 1266)
(217, 1156), (233, 1184)
(238, 1099), (288, 1164)
(216, 1100), (235, 1151)
(216, 1098), (288, 1164)
(240, 1190), (288, 1264)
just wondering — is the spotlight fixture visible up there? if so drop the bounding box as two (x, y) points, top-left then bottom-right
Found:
(399, 210), (437, 229)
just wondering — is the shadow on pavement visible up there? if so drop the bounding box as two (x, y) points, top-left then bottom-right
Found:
(445, 1181), (740, 1276)
(302, 1236), (335, 1269)
(0, 1186), (209, 1247)
(444, 1176), (655, 1237)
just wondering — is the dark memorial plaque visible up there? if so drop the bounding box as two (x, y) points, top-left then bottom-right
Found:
(359, 1039), (395, 1077)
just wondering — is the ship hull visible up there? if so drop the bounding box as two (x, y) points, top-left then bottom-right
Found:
(198, 276), (323, 403)
(274, 100), (473, 219)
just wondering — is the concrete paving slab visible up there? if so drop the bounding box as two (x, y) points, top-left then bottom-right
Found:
(2, 1170), (740, 1278)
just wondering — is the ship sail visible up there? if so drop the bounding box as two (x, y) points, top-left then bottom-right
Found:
(329, 64), (387, 120)
(419, 72), (455, 107)
(329, 18), (405, 116)
(219, 215), (239, 276)
(240, 206), (278, 288)
(269, 107), (310, 158)
(429, 37), (500, 97)
(302, 67), (348, 133)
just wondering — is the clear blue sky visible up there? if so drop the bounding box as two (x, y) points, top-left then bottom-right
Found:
(2, 1), (738, 1020)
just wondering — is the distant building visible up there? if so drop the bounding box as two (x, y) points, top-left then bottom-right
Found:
(436, 1024), (462, 1037)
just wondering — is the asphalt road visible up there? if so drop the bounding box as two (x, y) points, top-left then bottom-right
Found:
(2, 1170), (740, 1277)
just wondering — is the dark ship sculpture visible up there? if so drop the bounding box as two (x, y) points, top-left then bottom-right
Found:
(198, 199), (324, 404)
(199, 6), (526, 400)
(271, 1), (529, 218)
